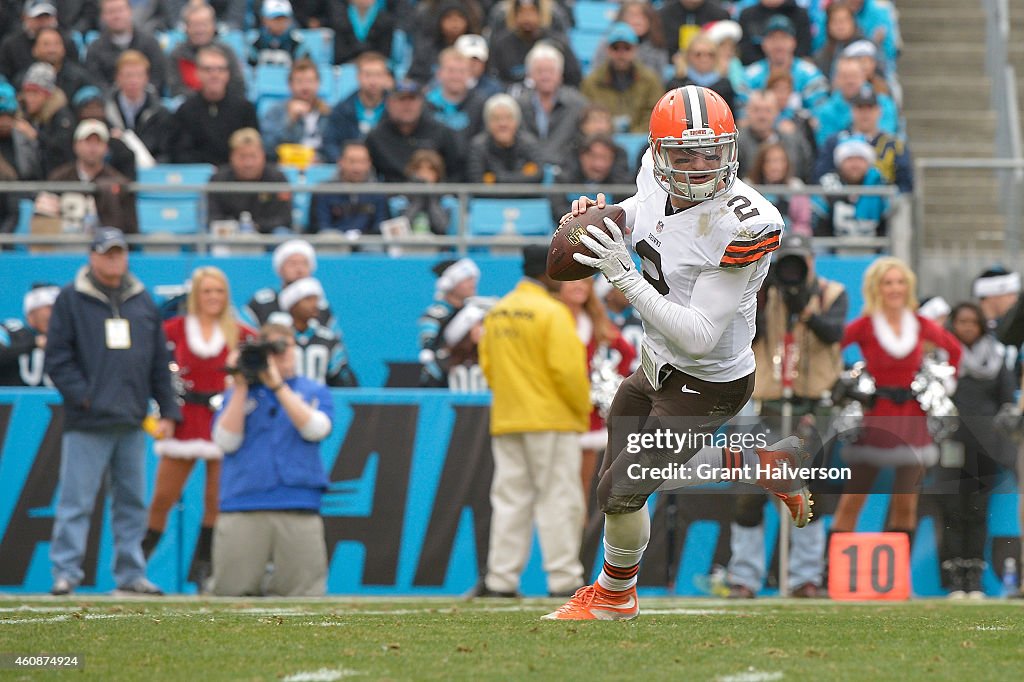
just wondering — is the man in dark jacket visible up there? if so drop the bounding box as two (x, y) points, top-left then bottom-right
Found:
(208, 127), (293, 233)
(322, 50), (392, 162)
(171, 45), (259, 166)
(17, 61), (75, 177)
(365, 79), (464, 182)
(103, 49), (175, 164)
(488, 0), (581, 87)
(738, 0), (813, 66)
(45, 227), (181, 596)
(658, 0), (730, 59)
(0, 0), (79, 82)
(47, 118), (138, 233)
(27, 26), (97, 102)
(85, 0), (168, 95)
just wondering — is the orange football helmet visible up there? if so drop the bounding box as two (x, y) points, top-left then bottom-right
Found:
(648, 85), (739, 202)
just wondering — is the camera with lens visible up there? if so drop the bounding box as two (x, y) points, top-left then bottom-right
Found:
(771, 252), (811, 315)
(234, 338), (289, 384)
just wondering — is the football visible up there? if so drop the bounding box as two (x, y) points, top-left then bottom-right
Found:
(546, 205), (627, 281)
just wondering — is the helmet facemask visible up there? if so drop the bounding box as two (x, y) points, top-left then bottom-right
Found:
(651, 131), (739, 202)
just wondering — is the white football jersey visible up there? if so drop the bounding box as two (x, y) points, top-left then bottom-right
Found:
(618, 152), (785, 382)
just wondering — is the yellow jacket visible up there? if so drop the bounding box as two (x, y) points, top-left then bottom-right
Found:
(480, 280), (591, 435)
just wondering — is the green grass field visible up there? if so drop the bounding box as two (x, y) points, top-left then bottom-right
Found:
(1, 597), (1022, 681)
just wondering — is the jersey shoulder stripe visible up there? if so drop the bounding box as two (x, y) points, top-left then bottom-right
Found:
(720, 228), (782, 268)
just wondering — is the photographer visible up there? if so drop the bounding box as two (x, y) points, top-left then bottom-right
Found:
(727, 235), (848, 598)
(210, 323), (333, 597)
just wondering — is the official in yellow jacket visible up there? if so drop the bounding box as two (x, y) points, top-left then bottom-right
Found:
(476, 245), (590, 597)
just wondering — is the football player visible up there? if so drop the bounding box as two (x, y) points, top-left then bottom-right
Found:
(544, 85), (812, 621)
(274, 277), (357, 387)
(244, 239), (340, 333)
(0, 284), (60, 387)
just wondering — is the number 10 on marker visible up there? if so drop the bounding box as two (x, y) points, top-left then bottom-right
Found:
(828, 532), (911, 600)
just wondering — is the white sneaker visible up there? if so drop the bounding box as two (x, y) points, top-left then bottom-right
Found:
(51, 578), (74, 596)
(113, 578), (163, 596)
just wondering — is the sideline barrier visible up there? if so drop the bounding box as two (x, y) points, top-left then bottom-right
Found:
(0, 390), (1018, 596)
(0, 254), (877, 387)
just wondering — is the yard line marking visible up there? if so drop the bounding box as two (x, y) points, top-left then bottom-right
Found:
(718, 669), (784, 682)
(282, 668), (361, 681)
(643, 609), (749, 615)
(1, 613), (127, 624)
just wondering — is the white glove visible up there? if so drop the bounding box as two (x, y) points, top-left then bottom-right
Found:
(572, 217), (639, 287)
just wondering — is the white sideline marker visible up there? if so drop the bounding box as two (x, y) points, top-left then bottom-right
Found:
(717, 669), (784, 682)
(283, 668), (361, 682)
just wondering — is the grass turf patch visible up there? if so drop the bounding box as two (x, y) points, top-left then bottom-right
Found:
(1, 598), (1022, 681)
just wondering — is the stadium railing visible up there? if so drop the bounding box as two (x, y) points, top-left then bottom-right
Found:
(913, 157), (1024, 300)
(0, 180), (907, 259)
(983, 0), (1024, 256)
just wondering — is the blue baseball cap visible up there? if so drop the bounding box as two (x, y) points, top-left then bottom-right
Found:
(0, 81), (17, 114)
(764, 15), (796, 37)
(390, 80), (423, 97)
(91, 227), (128, 253)
(606, 22), (639, 47)
(71, 85), (103, 110)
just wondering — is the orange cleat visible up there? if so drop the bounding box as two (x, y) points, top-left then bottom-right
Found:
(541, 584), (639, 621)
(755, 436), (814, 528)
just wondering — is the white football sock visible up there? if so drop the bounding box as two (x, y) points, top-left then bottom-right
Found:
(597, 505), (651, 592)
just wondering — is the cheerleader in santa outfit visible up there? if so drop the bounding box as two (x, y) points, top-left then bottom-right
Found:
(560, 277), (637, 511)
(142, 267), (256, 587)
(833, 257), (961, 543)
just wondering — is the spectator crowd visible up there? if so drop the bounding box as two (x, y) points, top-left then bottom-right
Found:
(0, 0), (911, 240)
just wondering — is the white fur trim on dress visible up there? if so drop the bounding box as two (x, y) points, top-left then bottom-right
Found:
(184, 315), (226, 358)
(871, 310), (919, 359)
(842, 442), (938, 468)
(154, 438), (224, 460)
(580, 428), (607, 452)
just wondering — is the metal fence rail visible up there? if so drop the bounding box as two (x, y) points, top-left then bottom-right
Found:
(0, 180), (905, 257)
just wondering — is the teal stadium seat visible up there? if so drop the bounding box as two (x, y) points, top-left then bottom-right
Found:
(16, 198), (34, 236)
(390, 29), (412, 81)
(573, 1), (619, 33)
(468, 198), (553, 236)
(297, 28), (335, 66)
(136, 164), (215, 234)
(157, 30), (186, 54)
(336, 63), (358, 102)
(318, 65), (338, 104)
(254, 64), (291, 114)
(568, 29), (603, 75)
(284, 164), (337, 231)
(301, 164), (338, 230)
(221, 29), (249, 66)
(614, 132), (650, 166)
(255, 63), (291, 99)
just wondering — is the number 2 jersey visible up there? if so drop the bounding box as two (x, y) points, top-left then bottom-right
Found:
(617, 152), (785, 382)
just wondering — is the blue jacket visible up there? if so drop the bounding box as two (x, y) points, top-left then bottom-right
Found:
(259, 97), (332, 162)
(741, 57), (829, 110)
(311, 181), (390, 234)
(812, 167), (889, 238)
(811, 91), (899, 147)
(814, 130), (913, 193)
(323, 92), (386, 163)
(45, 266), (181, 431)
(216, 376), (333, 513)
